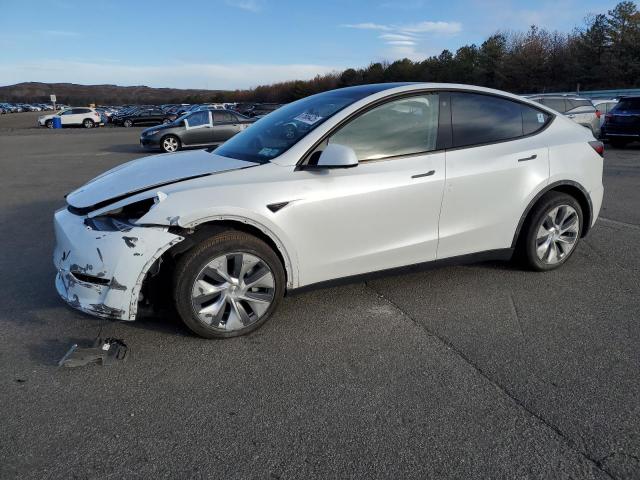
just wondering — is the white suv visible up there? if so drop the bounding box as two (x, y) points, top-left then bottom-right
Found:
(38, 107), (102, 128)
(53, 83), (604, 338)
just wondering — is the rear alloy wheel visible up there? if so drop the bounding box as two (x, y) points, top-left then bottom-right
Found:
(174, 231), (285, 338)
(124, 119), (133, 128)
(161, 135), (180, 153)
(83, 119), (94, 128)
(520, 192), (583, 271)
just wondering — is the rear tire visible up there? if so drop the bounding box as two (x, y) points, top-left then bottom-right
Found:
(124, 119), (133, 128)
(173, 230), (285, 339)
(519, 192), (583, 271)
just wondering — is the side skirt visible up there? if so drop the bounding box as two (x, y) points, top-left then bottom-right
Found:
(287, 248), (514, 296)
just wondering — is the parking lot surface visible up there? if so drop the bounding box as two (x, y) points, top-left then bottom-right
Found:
(1, 112), (639, 479)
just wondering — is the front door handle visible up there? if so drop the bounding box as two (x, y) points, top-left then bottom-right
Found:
(411, 170), (435, 179)
(517, 154), (537, 162)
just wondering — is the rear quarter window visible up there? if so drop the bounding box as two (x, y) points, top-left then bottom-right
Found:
(451, 93), (548, 148)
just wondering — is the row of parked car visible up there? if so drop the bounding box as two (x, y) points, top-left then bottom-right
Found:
(0, 102), (61, 114)
(26, 91), (640, 152)
(526, 94), (640, 148)
(33, 102), (283, 151)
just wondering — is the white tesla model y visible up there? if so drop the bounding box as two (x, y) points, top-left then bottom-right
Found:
(54, 83), (604, 338)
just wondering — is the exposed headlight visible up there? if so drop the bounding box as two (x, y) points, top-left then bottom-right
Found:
(83, 197), (156, 231)
(146, 129), (162, 136)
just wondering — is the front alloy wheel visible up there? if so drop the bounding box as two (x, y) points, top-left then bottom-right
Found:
(174, 230), (285, 338)
(161, 136), (180, 152)
(191, 252), (275, 331)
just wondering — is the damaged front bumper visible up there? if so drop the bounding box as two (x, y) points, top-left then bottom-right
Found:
(53, 208), (184, 321)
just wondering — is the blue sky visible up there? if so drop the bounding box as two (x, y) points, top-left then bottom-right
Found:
(0, 0), (621, 89)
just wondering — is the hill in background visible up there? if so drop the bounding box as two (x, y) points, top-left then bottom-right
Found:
(0, 82), (229, 105)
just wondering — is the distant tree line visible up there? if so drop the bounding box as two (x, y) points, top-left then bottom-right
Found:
(231, 1), (640, 103)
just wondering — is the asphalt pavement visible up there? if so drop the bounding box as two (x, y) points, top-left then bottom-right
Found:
(1, 112), (638, 479)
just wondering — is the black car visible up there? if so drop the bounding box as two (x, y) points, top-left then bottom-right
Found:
(139, 109), (255, 153)
(601, 96), (640, 147)
(112, 107), (172, 127)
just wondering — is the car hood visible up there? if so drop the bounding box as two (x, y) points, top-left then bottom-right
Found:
(142, 123), (174, 135)
(66, 149), (258, 211)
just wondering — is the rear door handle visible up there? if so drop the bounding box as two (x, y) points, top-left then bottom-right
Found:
(517, 154), (537, 162)
(411, 170), (435, 179)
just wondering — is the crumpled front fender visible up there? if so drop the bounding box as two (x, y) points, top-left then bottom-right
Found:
(53, 208), (184, 320)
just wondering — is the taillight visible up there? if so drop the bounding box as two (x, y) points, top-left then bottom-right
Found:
(595, 110), (601, 119)
(589, 140), (604, 157)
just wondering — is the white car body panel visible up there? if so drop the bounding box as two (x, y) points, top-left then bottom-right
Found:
(67, 150), (256, 209)
(438, 135), (550, 259)
(53, 83), (604, 321)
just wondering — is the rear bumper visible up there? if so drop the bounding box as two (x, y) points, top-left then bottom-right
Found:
(601, 125), (640, 138)
(53, 208), (184, 321)
(590, 184), (604, 228)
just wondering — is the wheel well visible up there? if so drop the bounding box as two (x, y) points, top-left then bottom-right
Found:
(188, 220), (288, 280)
(512, 182), (593, 248)
(548, 185), (592, 236)
(160, 133), (180, 144)
(139, 219), (290, 312)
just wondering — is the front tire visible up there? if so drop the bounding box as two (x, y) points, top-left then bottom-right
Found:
(45, 119), (53, 128)
(83, 119), (95, 128)
(520, 192), (583, 271)
(123, 119), (133, 128)
(173, 230), (285, 338)
(161, 135), (181, 153)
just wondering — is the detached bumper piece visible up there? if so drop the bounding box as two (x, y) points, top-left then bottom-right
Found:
(58, 337), (128, 368)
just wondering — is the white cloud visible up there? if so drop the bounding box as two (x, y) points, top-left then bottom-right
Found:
(400, 21), (462, 34)
(0, 60), (340, 90)
(341, 22), (391, 30)
(344, 19), (461, 61)
(386, 40), (417, 46)
(379, 33), (417, 41)
(225, 0), (263, 13)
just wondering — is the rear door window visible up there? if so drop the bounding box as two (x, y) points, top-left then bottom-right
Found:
(451, 92), (523, 147)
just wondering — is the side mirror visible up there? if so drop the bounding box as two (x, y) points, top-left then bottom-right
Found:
(312, 143), (358, 169)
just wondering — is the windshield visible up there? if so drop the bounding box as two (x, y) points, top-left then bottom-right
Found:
(214, 85), (399, 163)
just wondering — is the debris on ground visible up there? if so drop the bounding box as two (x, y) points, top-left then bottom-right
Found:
(58, 337), (128, 368)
